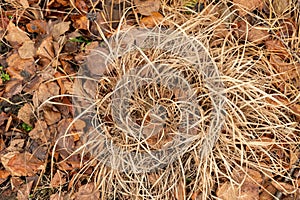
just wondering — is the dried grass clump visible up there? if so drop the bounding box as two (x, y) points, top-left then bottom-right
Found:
(56, 0), (300, 199)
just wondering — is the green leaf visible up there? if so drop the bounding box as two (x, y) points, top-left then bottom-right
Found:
(22, 123), (33, 132)
(69, 36), (91, 44)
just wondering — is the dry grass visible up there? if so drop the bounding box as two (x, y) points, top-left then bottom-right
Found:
(52, 0), (300, 199)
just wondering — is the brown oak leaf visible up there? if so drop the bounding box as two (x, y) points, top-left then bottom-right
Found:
(1, 152), (44, 176)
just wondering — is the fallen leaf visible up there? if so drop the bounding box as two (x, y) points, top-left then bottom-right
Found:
(0, 138), (5, 151)
(55, 0), (69, 6)
(291, 104), (300, 120)
(36, 36), (55, 60)
(50, 193), (65, 200)
(104, 0), (129, 29)
(72, 119), (86, 131)
(273, 0), (291, 16)
(10, 176), (23, 189)
(56, 96), (72, 116)
(140, 12), (164, 28)
(33, 81), (60, 107)
(276, 19), (297, 38)
(18, 41), (36, 59)
(231, 167), (262, 200)
(233, 0), (264, 16)
(265, 39), (290, 58)
(52, 21), (71, 41)
(216, 182), (239, 200)
(213, 22), (229, 38)
(44, 108), (61, 125)
(23, 69), (55, 94)
(134, 0), (160, 16)
(6, 139), (25, 152)
(86, 47), (110, 75)
(235, 20), (269, 44)
(73, 183), (100, 200)
(23, 75), (43, 94)
(5, 0), (30, 8)
(175, 181), (185, 200)
(5, 21), (31, 48)
(90, 12), (110, 36)
(56, 118), (75, 158)
(0, 112), (9, 126)
(75, 0), (88, 13)
(29, 120), (49, 143)
(17, 103), (34, 126)
(271, 181), (295, 194)
(260, 183), (277, 200)
(26, 19), (47, 34)
(233, 167), (263, 185)
(17, 180), (33, 200)
(51, 171), (66, 188)
(4, 79), (23, 98)
(6, 52), (35, 80)
(29, 141), (48, 161)
(72, 15), (88, 30)
(54, 71), (67, 94)
(1, 152), (44, 176)
(0, 170), (10, 184)
(269, 54), (300, 80)
(0, 15), (9, 29)
(5, 116), (12, 132)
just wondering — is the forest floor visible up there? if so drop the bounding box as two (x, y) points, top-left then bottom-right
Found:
(0, 0), (300, 199)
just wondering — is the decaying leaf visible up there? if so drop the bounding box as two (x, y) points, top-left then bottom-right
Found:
(4, 79), (23, 98)
(140, 12), (164, 28)
(216, 182), (239, 200)
(17, 180), (33, 200)
(276, 19), (297, 38)
(86, 47), (110, 75)
(0, 138), (5, 151)
(1, 152), (44, 176)
(73, 183), (100, 200)
(233, 0), (264, 16)
(75, 0), (88, 13)
(269, 54), (300, 80)
(51, 170), (66, 188)
(175, 181), (186, 200)
(72, 15), (88, 30)
(6, 52), (35, 80)
(271, 181), (295, 194)
(134, 0), (160, 16)
(33, 81), (60, 107)
(6, 139), (25, 152)
(29, 120), (49, 143)
(52, 21), (71, 40)
(5, 21), (31, 48)
(18, 41), (36, 59)
(0, 112), (9, 126)
(26, 19), (48, 34)
(260, 183), (277, 200)
(235, 20), (269, 43)
(50, 193), (65, 200)
(5, 0), (29, 8)
(10, 176), (23, 189)
(90, 12), (110, 36)
(217, 167), (262, 199)
(265, 39), (290, 58)
(17, 103), (34, 126)
(36, 36), (55, 60)
(44, 108), (62, 125)
(272, 0), (291, 16)
(0, 170), (10, 184)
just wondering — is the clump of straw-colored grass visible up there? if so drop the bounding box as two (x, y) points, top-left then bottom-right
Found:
(54, 0), (300, 199)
